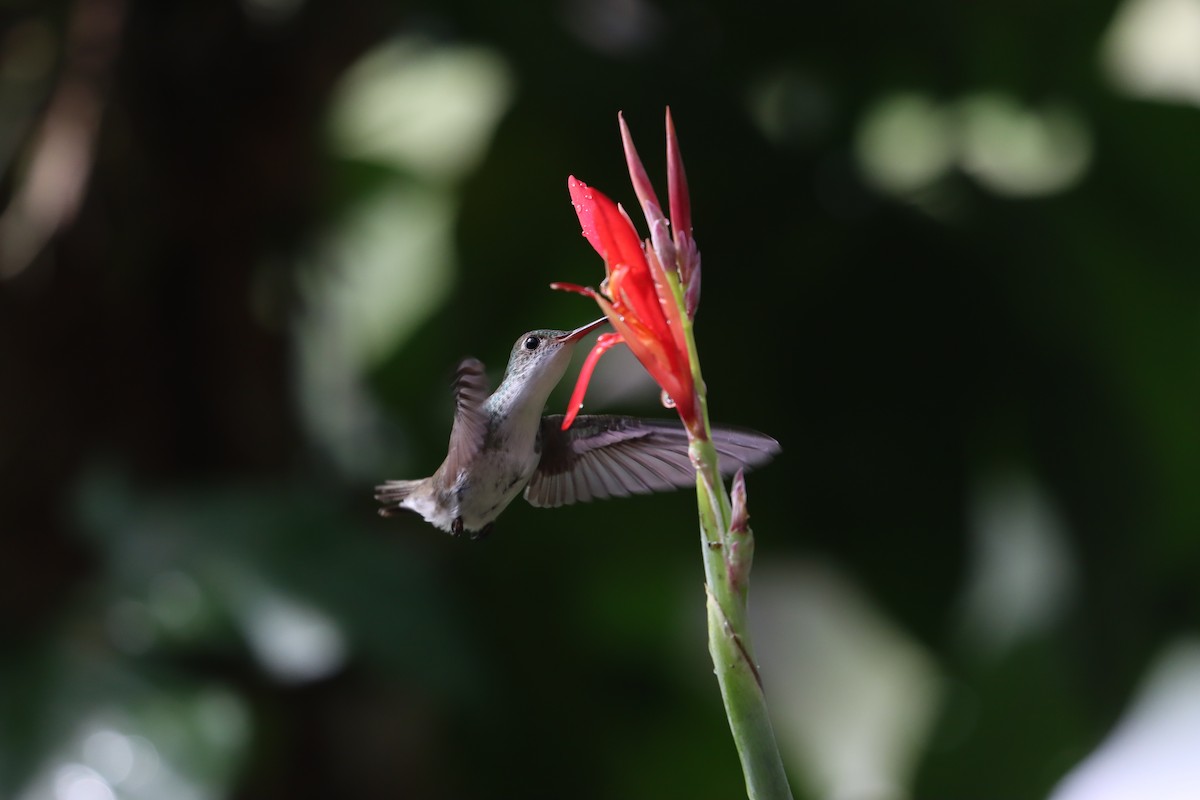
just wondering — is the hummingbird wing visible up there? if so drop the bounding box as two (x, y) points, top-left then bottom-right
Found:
(446, 357), (492, 468)
(524, 415), (780, 508)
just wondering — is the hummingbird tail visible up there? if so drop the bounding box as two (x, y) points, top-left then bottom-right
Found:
(375, 480), (421, 517)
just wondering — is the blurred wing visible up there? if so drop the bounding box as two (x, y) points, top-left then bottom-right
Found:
(525, 415), (780, 508)
(446, 358), (491, 469)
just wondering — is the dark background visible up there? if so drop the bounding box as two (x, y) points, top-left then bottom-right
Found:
(3, 0), (1199, 798)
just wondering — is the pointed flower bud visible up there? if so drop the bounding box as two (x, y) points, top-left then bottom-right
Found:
(666, 108), (692, 247)
(730, 468), (750, 534)
(727, 469), (756, 592)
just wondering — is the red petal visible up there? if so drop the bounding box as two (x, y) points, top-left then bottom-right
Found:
(603, 304), (693, 419)
(570, 179), (677, 364)
(549, 281), (598, 298)
(567, 177), (647, 281)
(561, 332), (624, 429)
(563, 158), (700, 433)
(642, 245), (690, 362)
(567, 176), (603, 256)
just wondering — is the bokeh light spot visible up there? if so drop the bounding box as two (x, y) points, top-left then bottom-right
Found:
(855, 92), (955, 195)
(752, 561), (942, 800)
(855, 90), (1092, 202)
(957, 474), (1077, 656)
(1103, 0), (1200, 106)
(327, 38), (513, 182)
(53, 765), (113, 800)
(237, 587), (348, 684)
(958, 94), (1092, 197)
(1051, 641), (1200, 800)
(82, 730), (134, 785)
(146, 570), (203, 632)
(748, 67), (834, 148)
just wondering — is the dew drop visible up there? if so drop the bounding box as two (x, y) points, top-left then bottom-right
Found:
(660, 390), (676, 409)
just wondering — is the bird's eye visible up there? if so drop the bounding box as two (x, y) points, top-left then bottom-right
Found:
(523, 336), (541, 350)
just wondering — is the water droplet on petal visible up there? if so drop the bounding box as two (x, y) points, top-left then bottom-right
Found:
(660, 390), (676, 409)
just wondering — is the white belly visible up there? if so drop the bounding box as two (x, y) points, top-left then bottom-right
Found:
(454, 449), (540, 531)
(405, 449), (539, 534)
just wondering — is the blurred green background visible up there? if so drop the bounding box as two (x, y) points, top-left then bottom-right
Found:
(4, 0), (1200, 798)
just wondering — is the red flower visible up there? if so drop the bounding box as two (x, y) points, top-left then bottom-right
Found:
(552, 110), (703, 436)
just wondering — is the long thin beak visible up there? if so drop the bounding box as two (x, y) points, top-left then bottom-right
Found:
(558, 316), (609, 343)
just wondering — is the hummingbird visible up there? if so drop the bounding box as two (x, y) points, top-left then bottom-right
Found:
(375, 318), (780, 538)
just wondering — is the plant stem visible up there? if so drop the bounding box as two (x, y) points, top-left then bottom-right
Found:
(672, 274), (792, 800)
(693, 438), (793, 800)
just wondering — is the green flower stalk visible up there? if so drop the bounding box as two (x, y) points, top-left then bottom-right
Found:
(553, 110), (793, 800)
